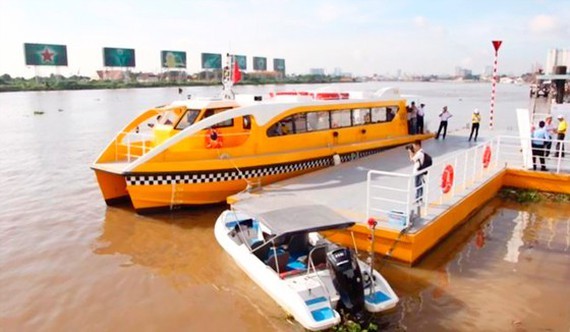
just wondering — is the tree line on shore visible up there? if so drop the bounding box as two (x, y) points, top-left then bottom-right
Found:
(0, 73), (356, 92)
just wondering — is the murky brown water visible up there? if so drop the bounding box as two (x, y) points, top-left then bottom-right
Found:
(1, 84), (568, 332)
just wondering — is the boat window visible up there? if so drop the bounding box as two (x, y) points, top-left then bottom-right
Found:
(371, 106), (399, 123)
(371, 107), (388, 123)
(307, 111), (330, 131)
(386, 107), (398, 121)
(204, 108), (234, 128)
(243, 115), (251, 129)
(293, 113), (308, 133)
(352, 108), (370, 126)
(175, 109), (201, 130)
(267, 116), (294, 136)
(331, 110), (351, 128)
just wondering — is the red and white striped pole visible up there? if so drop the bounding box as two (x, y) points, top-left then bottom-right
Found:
(489, 40), (502, 130)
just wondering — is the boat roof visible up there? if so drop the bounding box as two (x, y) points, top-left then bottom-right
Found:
(239, 201), (355, 237)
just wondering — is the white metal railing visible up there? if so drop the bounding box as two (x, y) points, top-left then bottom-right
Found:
(115, 131), (154, 162)
(114, 129), (254, 163)
(366, 135), (569, 230)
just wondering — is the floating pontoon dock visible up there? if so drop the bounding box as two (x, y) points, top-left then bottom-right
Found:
(228, 130), (570, 265)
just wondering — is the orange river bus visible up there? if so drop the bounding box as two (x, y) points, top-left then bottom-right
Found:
(91, 88), (431, 213)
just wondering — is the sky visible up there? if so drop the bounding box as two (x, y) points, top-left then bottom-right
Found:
(0, 0), (569, 78)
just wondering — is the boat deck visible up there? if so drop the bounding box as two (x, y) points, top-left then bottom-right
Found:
(229, 128), (570, 264)
(91, 161), (131, 174)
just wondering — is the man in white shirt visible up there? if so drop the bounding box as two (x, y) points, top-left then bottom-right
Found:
(435, 106), (453, 139)
(544, 115), (556, 157)
(407, 140), (427, 219)
(417, 103), (425, 134)
(407, 140), (425, 201)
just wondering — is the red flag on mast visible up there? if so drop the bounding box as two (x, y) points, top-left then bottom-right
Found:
(232, 60), (241, 83)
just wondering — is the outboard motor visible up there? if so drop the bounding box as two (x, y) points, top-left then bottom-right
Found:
(327, 248), (365, 315)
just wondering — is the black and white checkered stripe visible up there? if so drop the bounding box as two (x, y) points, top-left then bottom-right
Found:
(126, 157), (332, 186)
(339, 147), (385, 163)
(126, 146), (388, 186)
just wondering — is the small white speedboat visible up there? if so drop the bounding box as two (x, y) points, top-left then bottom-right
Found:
(214, 205), (399, 331)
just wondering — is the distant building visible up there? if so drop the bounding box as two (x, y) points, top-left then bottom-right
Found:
(310, 68), (325, 75)
(332, 67), (342, 77)
(545, 49), (570, 74)
(484, 66), (493, 77)
(138, 72), (160, 83)
(96, 70), (125, 80)
(454, 66), (473, 79)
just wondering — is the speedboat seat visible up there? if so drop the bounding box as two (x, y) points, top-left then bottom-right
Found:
(266, 251), (290, 273)
(308, 245), (328, 268)
(250, 240), (271, 261)
(287, 234), (310, 259)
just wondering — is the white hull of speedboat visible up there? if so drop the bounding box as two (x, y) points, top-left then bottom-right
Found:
(214, 210), (398, 331)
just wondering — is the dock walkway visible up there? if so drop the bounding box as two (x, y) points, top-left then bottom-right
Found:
(229, 129), (570, 264)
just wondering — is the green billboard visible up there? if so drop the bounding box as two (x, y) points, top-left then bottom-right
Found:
(274, 58), (286, 73)
(253, 57), (267, 71)
(234, 55), (247, 70)
(103, 47), (136, 67)
(161, 50), (186, 68)
(201, 53), (222, 69)
(24, 43), (68, 66)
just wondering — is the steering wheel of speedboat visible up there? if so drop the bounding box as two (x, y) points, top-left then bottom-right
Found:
(361, 270), (373, 288)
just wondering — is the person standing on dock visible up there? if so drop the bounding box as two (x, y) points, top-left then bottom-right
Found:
(435, 106), (452, 139)
(468, 109), (481, 142)
(531, 121), (549, 171)
(410, 102), (418, 135)
(554, 115), (567, 158)
(407, 140), (430, 205)
(417, 103), (425, 134)
(544, 115), (556, 157)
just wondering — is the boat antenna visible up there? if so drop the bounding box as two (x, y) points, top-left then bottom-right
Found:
(220, 53), (235, 100)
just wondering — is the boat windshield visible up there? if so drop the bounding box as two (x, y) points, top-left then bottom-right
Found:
(175, 109), (201, 130)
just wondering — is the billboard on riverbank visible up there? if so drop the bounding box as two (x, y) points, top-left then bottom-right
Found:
(24, 43), (68, 66)
(103, 47), (136, 67)
(201, 53), (222, 69)
(273, 58), (285, 73)
(161, 50), (186, 69)
(234, 55), (247, 70)
(253, 57), (267, 71)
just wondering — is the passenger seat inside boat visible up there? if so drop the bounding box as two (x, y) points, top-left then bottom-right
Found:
(287, 234), (310, 260)
(266, 250), (290, 273)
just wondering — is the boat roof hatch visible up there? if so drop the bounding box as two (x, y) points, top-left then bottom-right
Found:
(245, 204), (355, 237)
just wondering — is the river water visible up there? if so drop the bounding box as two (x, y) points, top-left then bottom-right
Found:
(1, 82), (568, 331)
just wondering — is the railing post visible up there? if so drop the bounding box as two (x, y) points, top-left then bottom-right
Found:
(472, 144), (478, 182)
(462, 150), (468, 190)
(406, 175), (412, 229)
(423, 170), (429, 216)
(556, 139), (562, 174)
(127, 135), (131, 163)
(366, 171), (372, 221)
(495, 136), (501, 169)
(452, 156), (458, 196)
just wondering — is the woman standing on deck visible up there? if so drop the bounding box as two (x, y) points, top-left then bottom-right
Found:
(468, 109), (481, 142)
(435, 106), (452, 139)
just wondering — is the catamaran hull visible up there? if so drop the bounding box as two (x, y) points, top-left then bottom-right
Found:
(98, 145), (402, 213)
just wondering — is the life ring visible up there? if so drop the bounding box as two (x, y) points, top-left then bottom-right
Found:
(483, 146), (492, 169)
(205, 128), (223, 149)
(441, 164), (454, 194)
